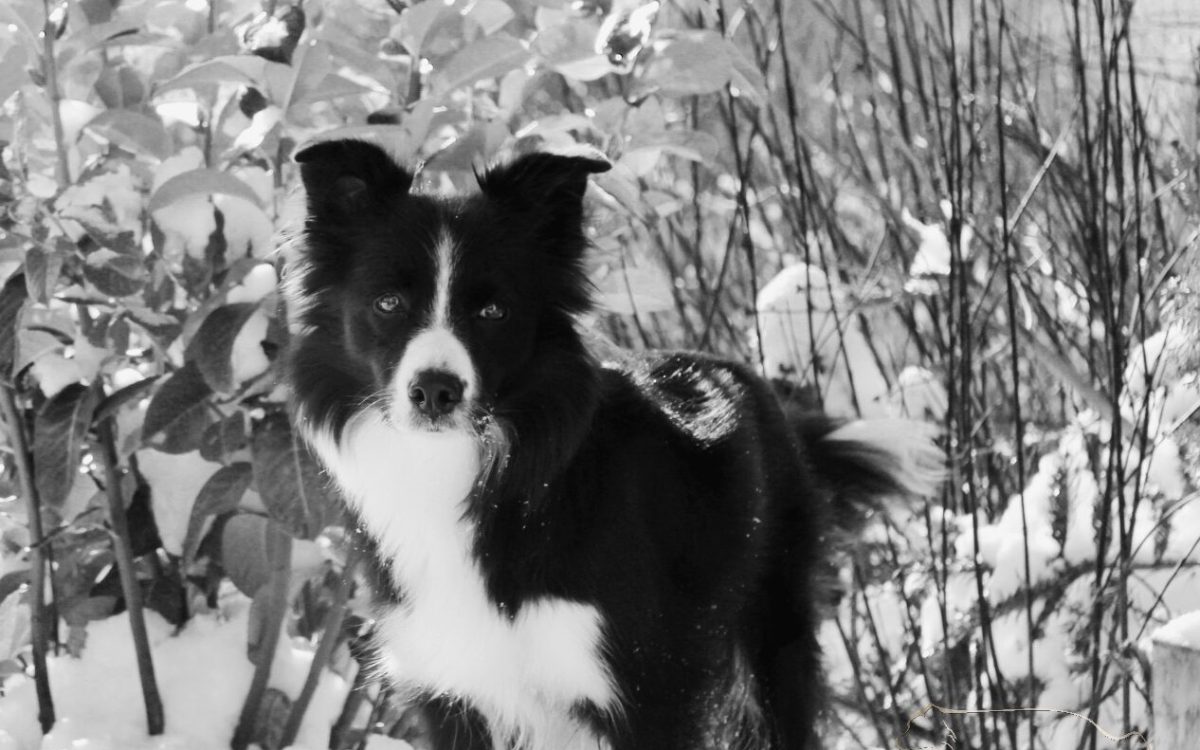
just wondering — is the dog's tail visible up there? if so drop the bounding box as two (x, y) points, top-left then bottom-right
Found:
(795, 414), (945, 530)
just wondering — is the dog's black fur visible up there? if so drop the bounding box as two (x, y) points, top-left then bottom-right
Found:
(284, 139), (936, 750)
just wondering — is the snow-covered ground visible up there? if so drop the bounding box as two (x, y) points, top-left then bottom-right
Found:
(0, 590), (361, 750)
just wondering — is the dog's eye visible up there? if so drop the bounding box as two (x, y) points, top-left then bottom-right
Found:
(477, 302), (507, 321)
(373, 293), (404, 315)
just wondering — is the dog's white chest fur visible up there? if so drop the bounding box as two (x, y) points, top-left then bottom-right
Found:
(303, 411), (615, 749)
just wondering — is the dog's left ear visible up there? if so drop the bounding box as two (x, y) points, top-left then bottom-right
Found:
(478, 150), (611, 227)
(294, 139), (414, 220)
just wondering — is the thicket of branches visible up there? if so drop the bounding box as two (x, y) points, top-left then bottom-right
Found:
(0, 0), (1196, 748)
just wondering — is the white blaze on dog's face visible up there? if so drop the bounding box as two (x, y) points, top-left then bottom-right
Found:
(387, 229), (479, 432)
(285, 139), (610, 445)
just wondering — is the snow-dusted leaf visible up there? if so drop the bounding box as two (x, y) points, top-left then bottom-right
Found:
(638, 30), (732, 96)
(84, 110), (171, 160)
(251, 412), (338, 540)
(433, 34), (531, 96)
(148, 169), (264, 214)
(15, 328), (63, 376)
(182, 462), (253, 565)
(143, 361), (213, 454)
(83, 248), (147, 298)
(0, 272), (29, 377)
(33, 382), (102, 510)
(0, 590), (30, 662)
(186, 302), (259, 393)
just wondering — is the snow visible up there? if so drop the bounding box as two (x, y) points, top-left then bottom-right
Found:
(134, 450), (222, 557)
(755, 263), (891, 418)
(1154, 610), (1200, 649)
(0, 593), (349, 750)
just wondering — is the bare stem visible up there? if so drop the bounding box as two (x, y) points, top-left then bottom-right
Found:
(231, 521), (293, 750)
(94, 416), (165, 735)
(40, 0), (69, 189)
(280, 548), (359, 747)
(0, 385), (54, 732)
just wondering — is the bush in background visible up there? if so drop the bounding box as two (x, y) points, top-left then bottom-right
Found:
(0, 0), (1195, 748)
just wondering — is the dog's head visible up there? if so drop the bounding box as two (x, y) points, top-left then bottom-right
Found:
(284, 139), (610, 442)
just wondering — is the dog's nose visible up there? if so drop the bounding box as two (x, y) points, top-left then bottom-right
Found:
(408, 370), (465, 418)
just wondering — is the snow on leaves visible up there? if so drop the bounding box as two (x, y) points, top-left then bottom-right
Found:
(186, 302), (262, 394)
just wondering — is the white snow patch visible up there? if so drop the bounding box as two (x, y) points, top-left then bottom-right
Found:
(1153, 610), (1200, 649)
(755, 263), (890, 418)
(0, 595), (348, 750)
(229, 308), (271, 386)
(135, 450), (222, 557)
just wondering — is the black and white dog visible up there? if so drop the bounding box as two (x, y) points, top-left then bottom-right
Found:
(282, 139), (940, 750)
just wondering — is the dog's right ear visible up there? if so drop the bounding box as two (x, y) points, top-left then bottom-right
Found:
(293, 139), (413, 220)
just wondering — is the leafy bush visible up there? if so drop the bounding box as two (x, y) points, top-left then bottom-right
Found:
(0, 0), (1195, 748)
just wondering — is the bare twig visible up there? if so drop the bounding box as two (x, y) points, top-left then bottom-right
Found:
(231, 520), (293, 750)
(0, 386), (54, 732)
(280, 548), (359, 747)
(93, 415), (164, 735)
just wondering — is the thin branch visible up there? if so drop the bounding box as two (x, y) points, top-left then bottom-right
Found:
(0, 385), (54, 732)
(280, 548), (359, 747)
(93, 415), (165, 735)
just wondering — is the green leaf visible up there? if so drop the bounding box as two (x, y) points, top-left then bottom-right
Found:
(143, 361), (213, 454)
(532, 17), (611, 81)
(147, 169), (264, 214)
(200, 411), (248, 463)
(24, 241), (66, 304)
(154, 55), (274, 97)
(220, 512), (273, 597)
(83, 249), (146, 298)
(465, 0), (514, 35)
(396, 1), (461, 58)
(182, 462), (253, 565)
(639, 30), (732, 97)
(251, 412), (337, 540)
(253, 687), (293, 749)
(33, 382), (102, 510)
(185, 303), (259, 394)
(84, 111), (171, 161)
(93, 374), (159, 425)
(433, 34), (530, 96)
(726, 40), (767, 107)
(0, 272), (29, 378)
(626, 129), (720, 164)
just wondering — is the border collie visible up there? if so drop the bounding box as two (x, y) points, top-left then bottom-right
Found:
(282, 139), (941, 750)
